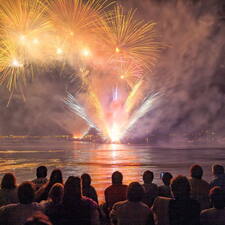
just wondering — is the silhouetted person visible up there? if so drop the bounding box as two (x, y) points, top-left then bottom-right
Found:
(81, 173), (98, 203)
(51, 176), (99, 225)
(41, 183), (64, 222)
(159, 172), (173, 198)
(210, 164), (225, 190)
(110, 182), (155, 225)
(104, 171), (128, 215)
(36, 169), (63, 202)
(0, 182), (42, 225)
(142, 170), (158, 207)
(200, 186), (225, 225)
(169, 176), (200, 225)
(0, 173), (18, 206)
(32, 166), (48, 191)
(189, 164), (210, 210)
(24, 212), (52, 225)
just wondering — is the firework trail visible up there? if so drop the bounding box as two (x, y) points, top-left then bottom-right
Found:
(123, 93), (160, 136)
(65, 93), (97, 129)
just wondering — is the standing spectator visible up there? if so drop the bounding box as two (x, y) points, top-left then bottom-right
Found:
(0, 182), (42, 225)
(36, 169), (63, 202)
(110, 182), (155, 225)
(159, 172), (173, 198)
(0, 173), (18, 206)
(51, 176), (99, 225)
(200, 186), (225, 225)
(189, 165), (210, 210)
(32, 166), (48, 191)
(210, 165), (225, 190)
(142, 170), (158, 207)
(104, 171), (128, 215)
(81, 173), (98, 203)
(169, 176), (200, 225)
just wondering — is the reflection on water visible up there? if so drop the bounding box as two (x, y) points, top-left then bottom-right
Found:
(0, 141), (225, 202)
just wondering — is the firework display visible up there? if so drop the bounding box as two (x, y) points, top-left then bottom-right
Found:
(0, 0), (160, 142)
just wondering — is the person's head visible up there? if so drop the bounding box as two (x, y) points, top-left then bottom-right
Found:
(162, 172), (173, 186)
(112, 171), (123, 185)
(81, 173), (91, 187)
(171, 175), (190, 199)
(209, 186), (225, 209)
(24, 212), (52, 225)
(212, 165), (224, 177)
(127, 182), (144, 202)
(18, 182), (35, 204)
(63, 176), (81, 206)
(49, 169), (63, 184)
(143, 170), (154, 184)
(1, 173), (16, 190)
(48, 183), (64, 204)
(190, 164), (203, 179)
(36, 166), (47, 179)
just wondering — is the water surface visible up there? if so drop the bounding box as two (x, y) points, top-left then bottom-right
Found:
(0, 141), (224, 202)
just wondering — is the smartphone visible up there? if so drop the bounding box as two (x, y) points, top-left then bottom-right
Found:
(160, 172), (165, 179)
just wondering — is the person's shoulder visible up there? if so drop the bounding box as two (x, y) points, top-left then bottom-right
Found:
(105, 185), (113, 194)
(121, 184), (128, 189)
(139, 201), (152, 209)
(113, 200), (128, 209)
(31, 202), (43, 209)
(82, 196), (98, 209)
(0, 203), (18, 212)
(201, 208), (215, 215)
(200, 178), (210, 186)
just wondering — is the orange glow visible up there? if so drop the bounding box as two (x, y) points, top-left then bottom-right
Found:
(11, 59), (23, 67)
(81, 48), (91, 57)
(115, 47), (120, 53)
(73, 134), (82, 139)
(56, 48), (63, 55)
(120, 75), (125, 79)
(108, 123), (122, 143)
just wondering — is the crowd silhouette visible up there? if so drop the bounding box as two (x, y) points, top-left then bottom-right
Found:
(0, 164), (225, 225)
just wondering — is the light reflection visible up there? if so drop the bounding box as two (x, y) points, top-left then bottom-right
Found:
(83, 143), (140, 203)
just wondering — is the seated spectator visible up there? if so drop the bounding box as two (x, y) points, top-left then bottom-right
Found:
(158, 172), (173, 198)
(32, 166), (48, 191)
(152, 196), (171, 225)
(110, 182), (155, 225)
(169, 175), (200, 225)
(50, 176), (99, 225)
(0, 173), (18, 206)
(41, 183), (64, 219)
(210, 164), (225, 190)
(24, 212), (52, 225)
(36, 169), (63, 202)
(189, 164), (210, 210)
(142, 170), (158, 207)
(200, 186), (225, 225)
(81, 173), (98, 203)
(104, 171), (128, 214)
(0, 182), (42, 225)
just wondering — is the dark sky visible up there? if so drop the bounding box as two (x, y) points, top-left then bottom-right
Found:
(0, 0), (225, 139)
